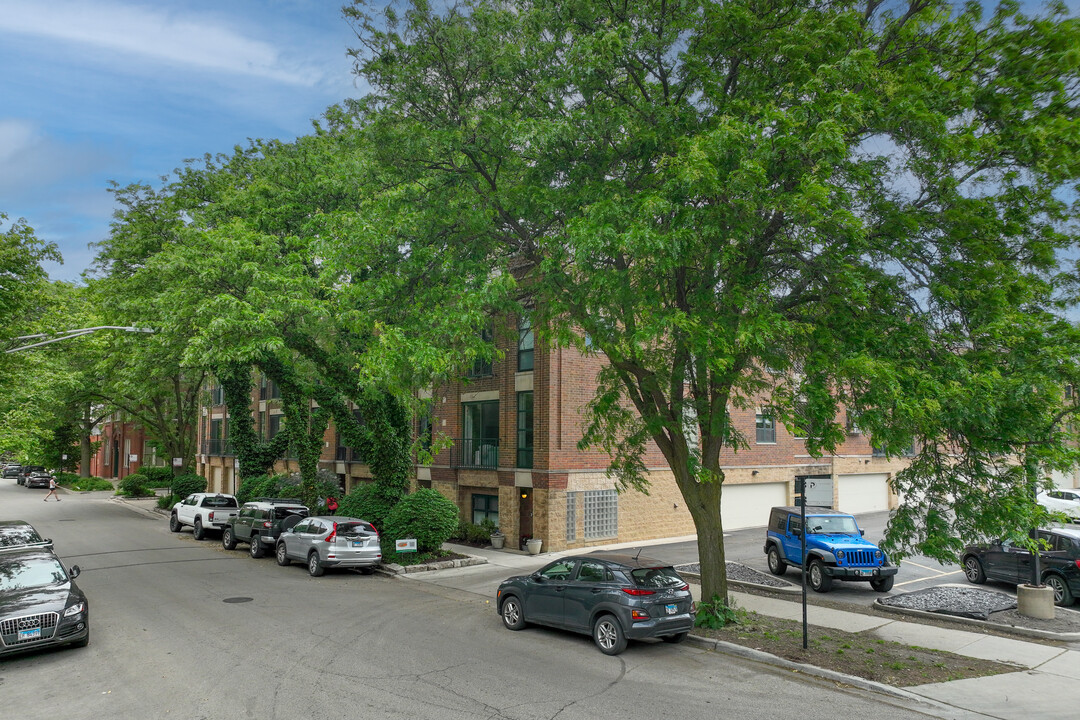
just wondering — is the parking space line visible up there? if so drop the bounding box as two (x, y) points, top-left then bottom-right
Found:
(902, 560), (950, 573)
(894, 570), (963, 587)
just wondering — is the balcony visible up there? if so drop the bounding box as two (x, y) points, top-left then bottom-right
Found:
(452, 438), (499, 470)
(202, 438), (235, 456)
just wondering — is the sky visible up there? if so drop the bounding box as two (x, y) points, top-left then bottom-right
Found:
(0, 0), (365, 282)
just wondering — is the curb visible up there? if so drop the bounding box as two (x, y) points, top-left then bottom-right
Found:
(380, 555), (489, 575)
(677, 568), (801, 596)
(684, 633), (963, 711)
(873, 598), (1080, 642)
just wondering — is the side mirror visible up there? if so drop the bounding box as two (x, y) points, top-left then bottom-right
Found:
(860, 529), (866, 537)
(69, 565), (81, 579)
(792, 527), (802, 537)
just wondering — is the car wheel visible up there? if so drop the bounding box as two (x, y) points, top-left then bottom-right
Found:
(222, 528), (237, 550)
(249, 535), (265, 558)
(662, 632), (688, 644)
(593, 614), (628, 655)
(169, 514), (182, 533)
(276, 542), (291, 566)
(71, 629), (90, 648)
(963, 556), (986, 584)
(1045, 574), (1074, 606)
(767, 545), (787, 576)
(870, 575), (894, 592)
(501, 596), (526, 630)
(808, 559), (833, 593)
(308, 552), (325, 577)
(193, 518), (205, 541)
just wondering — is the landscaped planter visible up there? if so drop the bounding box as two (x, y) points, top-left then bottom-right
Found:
(526, 538), (543, 555)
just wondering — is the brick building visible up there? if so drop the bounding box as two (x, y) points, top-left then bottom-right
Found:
(86, 415), (167, 480)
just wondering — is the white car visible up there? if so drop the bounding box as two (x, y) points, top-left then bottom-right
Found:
(170, 493), (240, 540)
(1037, 489), (1080, 522)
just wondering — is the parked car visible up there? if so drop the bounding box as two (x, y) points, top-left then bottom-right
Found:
(0, 549), (89, 656)
(275, 516), (381, 576)
(2, 464), (22, 480)
(16, 465), (45, 486)
(1037, 489), (1080, 522)
(763, 506), (898, 593)
(24, 471), (54, 489)
(170, 493), (240, 540)
(496, 552), (696, 655)
(0, 520), (53, 553)
(222, 498), (309, 558)
(961, 526), (1080, 606)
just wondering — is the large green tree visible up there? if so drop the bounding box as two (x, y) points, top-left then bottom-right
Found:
(343, 0), (1080, 604)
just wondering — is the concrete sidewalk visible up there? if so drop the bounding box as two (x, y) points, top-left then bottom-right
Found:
(432, 541), (1078, 720)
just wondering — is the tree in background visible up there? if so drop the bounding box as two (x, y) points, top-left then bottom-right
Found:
(344, 0), (1080, 605)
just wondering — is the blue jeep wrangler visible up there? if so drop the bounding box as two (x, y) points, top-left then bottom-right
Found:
(764, 506), (898, 593)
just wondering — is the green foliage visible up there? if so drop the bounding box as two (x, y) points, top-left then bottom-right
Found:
(236, 473), (290, 504)
(139, 466), (175, 487)
(157, 494), (180, 509)
(116, 474), (152, 497)
(694, 596), (744, 630)
(279, 469), (341, 513)
(170, 473), (208, 498)
(452, 518), (497, 543)
(56, 474), (113, 492)
(381, 488), (460, 552)
(336, 482), (398, 527)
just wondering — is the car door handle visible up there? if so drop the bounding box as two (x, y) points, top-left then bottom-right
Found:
(555, 585), (566, 591)
(591, 589), (603, 594)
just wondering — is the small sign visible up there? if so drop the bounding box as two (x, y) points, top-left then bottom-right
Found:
(172, 457), (183, 467)
(794, 476), (805, 495)
(62, 454), (68, 460)
(395, 539), (417, 553)
(128, 454), (138, 463)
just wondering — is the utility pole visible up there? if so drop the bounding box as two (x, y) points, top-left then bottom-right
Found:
(5, 326), (154, 353)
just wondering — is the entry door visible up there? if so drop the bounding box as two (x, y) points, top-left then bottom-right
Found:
(519, 490), (533, 540)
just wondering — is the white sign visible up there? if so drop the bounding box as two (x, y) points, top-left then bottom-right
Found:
(395, 539), (418, 553)
(128, 454), (138, 463)
(172, 457), (183, 467)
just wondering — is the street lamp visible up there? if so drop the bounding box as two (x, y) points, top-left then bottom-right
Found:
(4, 326), (155, 353)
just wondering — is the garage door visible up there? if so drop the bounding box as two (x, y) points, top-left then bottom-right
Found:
(721, 482), (788, 531)
(837, 473), (890, 514)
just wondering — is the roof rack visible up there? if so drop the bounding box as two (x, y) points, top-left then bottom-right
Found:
(254, 497), (304, 504)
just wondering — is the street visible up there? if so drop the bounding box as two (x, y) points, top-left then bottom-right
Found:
(0, 481), (969, 720)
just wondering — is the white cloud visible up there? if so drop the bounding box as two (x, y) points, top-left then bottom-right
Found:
(0, 120), (114, 198)
(0, 0), (322, 85)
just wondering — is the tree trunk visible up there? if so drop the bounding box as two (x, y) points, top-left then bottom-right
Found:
(682, 476), (728, 604)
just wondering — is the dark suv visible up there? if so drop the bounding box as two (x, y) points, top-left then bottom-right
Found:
(764, 506), (898, 593)
(222, 498), (309, 558)
(16, 465), (45, 486)
(961, 526), (1080, 606)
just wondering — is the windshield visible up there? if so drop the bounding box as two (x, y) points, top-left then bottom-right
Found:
(0, 556), (68, 591)
(807, 516), (860, 535)
(630, 567), (685, 589)
(0, 525), (45, 547)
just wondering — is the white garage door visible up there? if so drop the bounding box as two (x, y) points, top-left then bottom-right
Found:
(721, 482), (788, 531)
(837, 473), (890, 514)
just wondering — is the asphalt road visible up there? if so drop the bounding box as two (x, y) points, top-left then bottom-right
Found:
(0, 481), (974, 719)
(640, 510), (973, 607)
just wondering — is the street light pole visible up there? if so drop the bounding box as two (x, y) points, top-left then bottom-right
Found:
(4, 326), (154, 353)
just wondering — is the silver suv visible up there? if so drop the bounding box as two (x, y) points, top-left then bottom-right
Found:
(275, 516), (382, 577)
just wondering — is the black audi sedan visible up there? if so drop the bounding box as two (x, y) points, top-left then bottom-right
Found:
(496, 552), (696, 655)
(961, 526), (1080, 606)
(0, 549), (89, 656)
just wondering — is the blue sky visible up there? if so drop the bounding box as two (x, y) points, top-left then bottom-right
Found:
(0, 0), (364, 282)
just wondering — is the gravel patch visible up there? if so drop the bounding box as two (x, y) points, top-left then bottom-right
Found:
(879, 586), (1016, 620)
(676, 561), (796, 589)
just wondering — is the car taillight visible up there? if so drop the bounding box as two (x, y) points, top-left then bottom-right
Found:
(1075, 559), (1080, 570)
(324, 523), (338, 543)
(209, 511), (215, 522)
(679, 583), (690, 592)
(621, 588), (656, 596)
(370, 524), (378, 536)
(262, 521), (272, 528)
(631, 609), (650, 621)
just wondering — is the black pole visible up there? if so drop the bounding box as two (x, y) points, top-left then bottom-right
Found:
(801, 495), (808, 649)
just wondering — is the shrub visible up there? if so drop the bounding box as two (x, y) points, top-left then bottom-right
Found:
(170, 473), (207, 498)
(58, 475), (114, 492)
(236, 474), (290, 504)
(381, 488), (459, 552)
(157, 494), (180, 509)
(140, 466), (175, 488)
(117, 474), (152, 497)
(337, 482), (398, 527)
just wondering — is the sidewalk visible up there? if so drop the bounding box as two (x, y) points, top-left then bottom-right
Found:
(434, 541), (1079, 720)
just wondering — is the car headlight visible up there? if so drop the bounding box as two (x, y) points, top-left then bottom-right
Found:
(835, 550), (845, 561)
(63, 602), (85, 617)
(874, 550), (883, 559)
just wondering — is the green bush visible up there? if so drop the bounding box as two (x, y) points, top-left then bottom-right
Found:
(157, 494), (180, 509)
(236, 474), (290, 504)
(381, 488), (459, 552)
(337, 482), (398, 527)
(140, 466), (175, 487)
(58, 475), (114, 492)
(452, 518), (497, 543)
(170, 473), (207, 498)
(117, 474), (152, 497)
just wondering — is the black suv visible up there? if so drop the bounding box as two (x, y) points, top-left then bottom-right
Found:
(16, 465), (45, 486)
(222, 498), (309, 558)
(962, 526), (1080, 606)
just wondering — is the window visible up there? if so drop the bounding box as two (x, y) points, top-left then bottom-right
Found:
(467, 324), (494, 378)
(461, 400), (499, 468)
(566, 492), (578, 541)
(268, 414), (283, 439)
(517, 315), (534, 371)
(210, 385), (224, 405)
(584, 489), (618, 540)
(419, 414), (433, 453)
(755, 412), (775, 444)
(577, 560), (606, 582)
(472, 494), (499, 526)
(516, 391), (533, 468)
(209, 419), (224, 455)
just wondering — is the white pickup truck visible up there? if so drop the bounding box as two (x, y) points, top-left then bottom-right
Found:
(170, 493), (240, 540)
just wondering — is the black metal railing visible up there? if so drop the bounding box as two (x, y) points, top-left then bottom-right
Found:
(202, 438), (235, 456)
(452, 438), (499, 469)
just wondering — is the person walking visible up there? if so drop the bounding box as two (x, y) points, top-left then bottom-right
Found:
(44, 476), (61, 501)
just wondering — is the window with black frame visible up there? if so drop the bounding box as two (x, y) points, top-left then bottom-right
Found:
(517, 391), (533, 468)
(468, 324), (494, 378)
(518, 315), (534, 372)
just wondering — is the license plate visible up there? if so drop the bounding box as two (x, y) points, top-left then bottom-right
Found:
(666, 604), (678, 615)
(351, 541), (363, 547)
(18, 627), (41, 641)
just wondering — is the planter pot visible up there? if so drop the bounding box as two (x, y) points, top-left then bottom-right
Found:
(526, 538), (543, 555)
(490, 534), (505, 549)
(1017, 583), (1055, 619)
